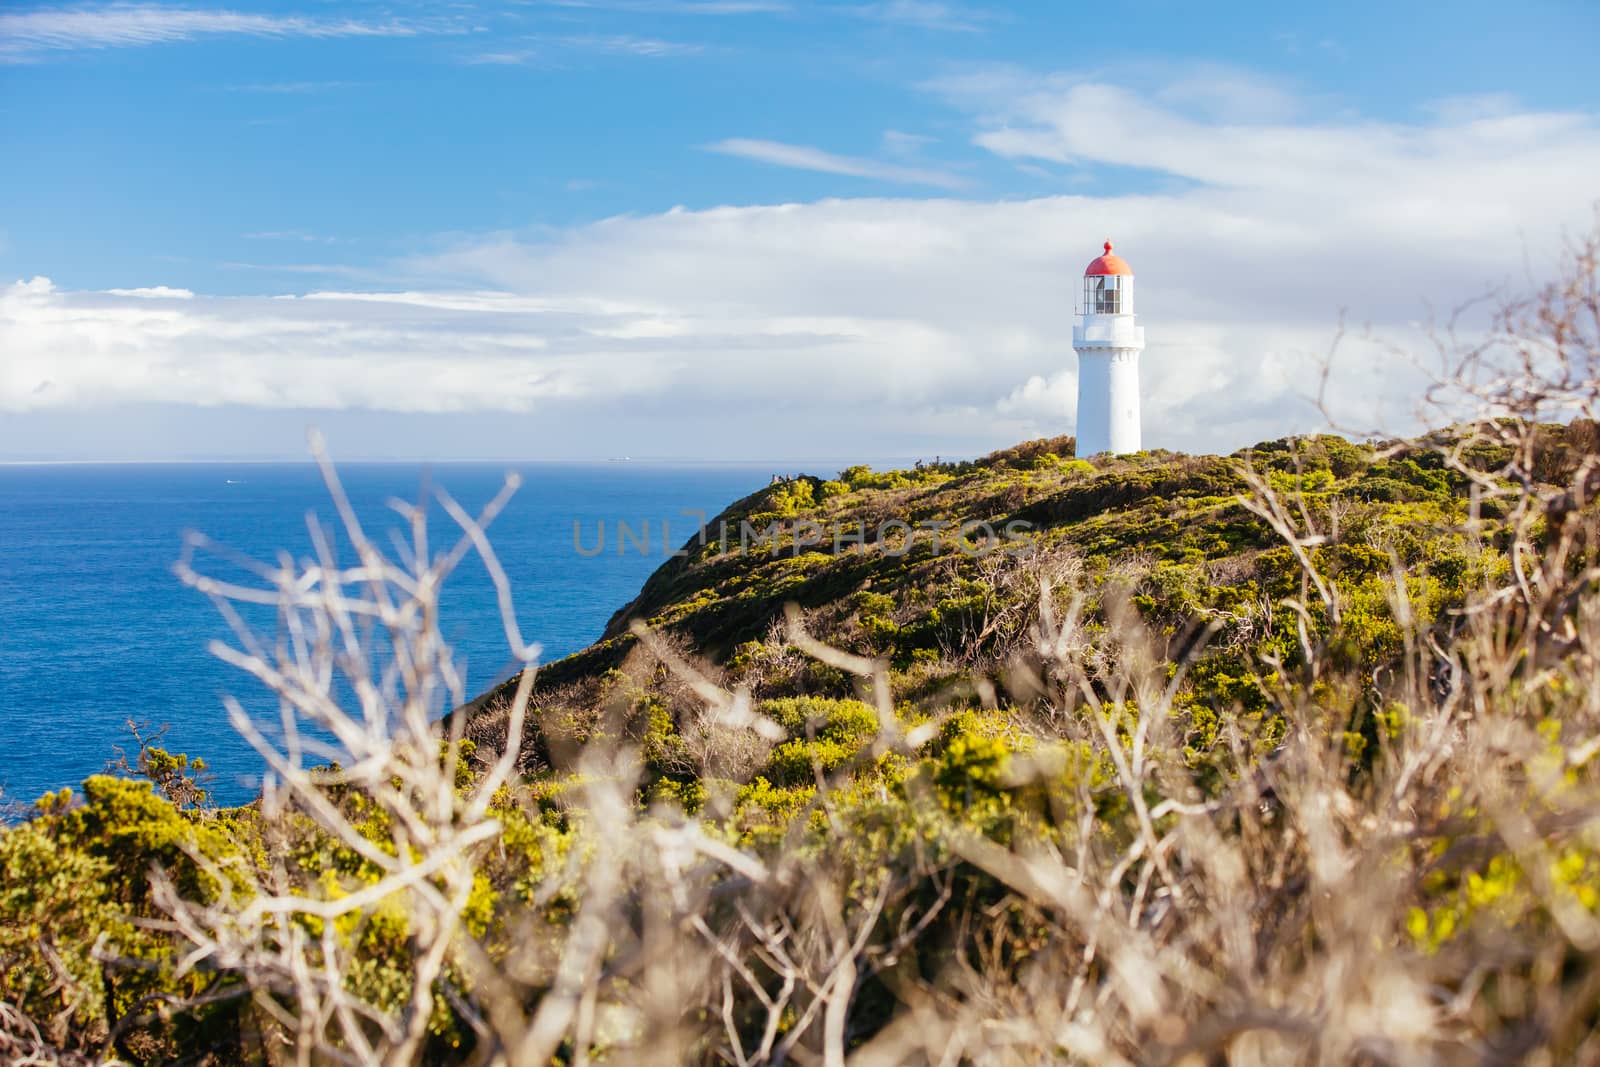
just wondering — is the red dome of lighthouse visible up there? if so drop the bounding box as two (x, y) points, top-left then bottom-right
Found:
(1085, 240), (1132, 276)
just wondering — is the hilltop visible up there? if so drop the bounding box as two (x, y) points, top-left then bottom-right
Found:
(464, 422), (1595, 789)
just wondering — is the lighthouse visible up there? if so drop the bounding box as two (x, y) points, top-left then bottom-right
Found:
(1072, 240), (1145, 455)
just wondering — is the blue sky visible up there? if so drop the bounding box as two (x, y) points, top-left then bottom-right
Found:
(2, 1), (1599, 461)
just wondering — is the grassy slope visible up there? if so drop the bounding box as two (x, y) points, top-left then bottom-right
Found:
(465, 423), (1592, 783)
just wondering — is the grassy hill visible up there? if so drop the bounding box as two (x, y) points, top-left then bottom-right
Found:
(465, 423), (1593, 795)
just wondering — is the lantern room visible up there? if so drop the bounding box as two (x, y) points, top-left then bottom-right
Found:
(1083, 240), (1134, 315)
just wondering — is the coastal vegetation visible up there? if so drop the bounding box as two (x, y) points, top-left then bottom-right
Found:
(3, 235), (1600, 1065)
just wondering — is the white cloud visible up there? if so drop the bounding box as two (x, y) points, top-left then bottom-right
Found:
(942, 75), (1600, 237)
(998, 371), (1073, 418)
(3, 77), (1597, 459)
(705, 138), (971, 190)
(0, 279), (650, 415)
(104, 285), (194, 299)
(0, 3), (421, 60)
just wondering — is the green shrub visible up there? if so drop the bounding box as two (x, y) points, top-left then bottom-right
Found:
(0, 822), (123, 1044)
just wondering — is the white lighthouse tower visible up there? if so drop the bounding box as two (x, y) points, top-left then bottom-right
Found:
(1072, 240), (1144, 455)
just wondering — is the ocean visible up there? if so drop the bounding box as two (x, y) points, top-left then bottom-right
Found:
(0, 462), (770, 806)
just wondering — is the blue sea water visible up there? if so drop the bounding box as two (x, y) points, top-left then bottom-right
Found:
(0, 462), (768, 805)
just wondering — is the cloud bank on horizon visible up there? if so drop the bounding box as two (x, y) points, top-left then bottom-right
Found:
(2, 3), (1597, 461)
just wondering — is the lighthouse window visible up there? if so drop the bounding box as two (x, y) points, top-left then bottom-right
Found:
(1086, 275), (1123, 314)
(1082, 274), (1135, 314)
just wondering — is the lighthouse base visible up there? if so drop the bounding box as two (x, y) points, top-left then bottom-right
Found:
(1074, 348), (1142, 456)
